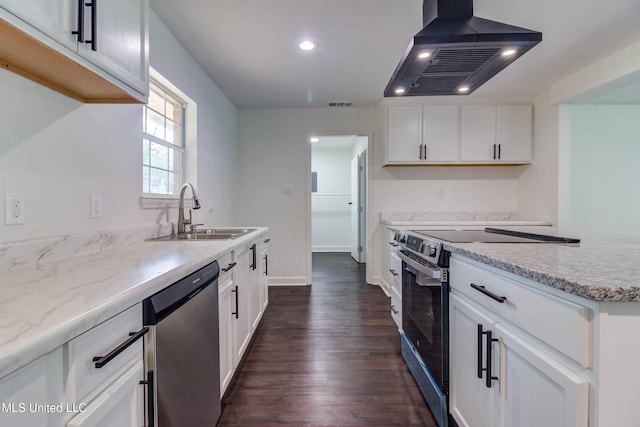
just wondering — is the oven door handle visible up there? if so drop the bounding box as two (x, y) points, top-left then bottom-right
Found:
(398, 251), (441, 279)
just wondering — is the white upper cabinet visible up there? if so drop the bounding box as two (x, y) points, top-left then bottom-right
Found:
(77, 0), (148, 95)
(460, 104), (532, 163)
(0, 0), (77, 49)
(387, 105), (423, 162)
(386, 105), (459, 163)
(423, 106), (460, 162)
(496, 105), (533, 162)
(385, 103), (531, 165)
(0, 0), (149, 102)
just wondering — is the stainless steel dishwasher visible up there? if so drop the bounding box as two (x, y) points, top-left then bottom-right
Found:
(143, 260), (221, 427)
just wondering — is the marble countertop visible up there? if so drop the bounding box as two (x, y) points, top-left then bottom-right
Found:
(380, 211), (550, 226)
(445, 228), (640, 302)
(0, 227), (268, 378)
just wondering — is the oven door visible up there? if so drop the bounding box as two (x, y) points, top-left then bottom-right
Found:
(400, 255), (446, 391)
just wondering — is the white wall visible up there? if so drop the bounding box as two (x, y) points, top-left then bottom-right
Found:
(311, 145), (352, 252)
(0, 11), (237, 242)
(516, 91), (560, 224)
(566, 105), (640, 234)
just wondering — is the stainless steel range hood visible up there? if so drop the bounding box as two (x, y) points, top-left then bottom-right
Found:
(384, 0), (542, 97)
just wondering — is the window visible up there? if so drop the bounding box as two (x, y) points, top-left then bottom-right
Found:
(142, 80), (185, 195)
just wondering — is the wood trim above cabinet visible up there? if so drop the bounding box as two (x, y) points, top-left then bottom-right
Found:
(0, 18), (141, 104)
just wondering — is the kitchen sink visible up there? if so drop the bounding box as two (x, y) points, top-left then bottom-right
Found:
(151, 228), (257, 242)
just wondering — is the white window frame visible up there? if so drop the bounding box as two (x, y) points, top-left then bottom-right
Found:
(141, 68), (197, 209)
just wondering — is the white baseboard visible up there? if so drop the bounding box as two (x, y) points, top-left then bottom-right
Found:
(372, 276), (391, 297)
(312, 245), (350, 252)
(267, 276), (309, 286)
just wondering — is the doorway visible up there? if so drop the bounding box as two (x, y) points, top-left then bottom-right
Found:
(310, 135), (368, 268)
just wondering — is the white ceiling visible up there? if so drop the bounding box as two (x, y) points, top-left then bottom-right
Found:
(150, 0), (640, 108)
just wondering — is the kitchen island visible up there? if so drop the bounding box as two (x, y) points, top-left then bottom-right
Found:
(445, 230), (640, 427)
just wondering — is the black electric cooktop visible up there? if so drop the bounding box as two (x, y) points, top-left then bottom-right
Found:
(413, 228), (580, 244)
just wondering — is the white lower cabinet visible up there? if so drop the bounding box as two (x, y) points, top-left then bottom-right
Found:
(218, 235), (269, 396)
(218, 260), (235, 396)
(496, 324), (589, 427)
(450, 294), (496, 427)
(389, 250), (402, 328)
(66, 361), (144, 427)
(0, 347), (65, 427)
(0, 305), (146, 427)
(449, 256), (590, 427)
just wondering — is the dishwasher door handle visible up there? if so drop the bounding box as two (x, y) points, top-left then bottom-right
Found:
(93, 327), (149, 368)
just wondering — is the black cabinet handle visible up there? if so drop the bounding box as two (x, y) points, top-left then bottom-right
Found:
(231, 285), (239, 319)
(84, 0), (97, 51)
(390, 305), (399, 315)
(92, 327), (148, 368)
(222, 262), (237, 272)
(71, 0), (85, 42)
(471, 283), (507, 303)
(424, 145), (428, 160)
(250, 244), (257, 270)
(263, 238), (271, 243)
(419, 144), (423, 160)
(493, 144), (497, 160)
(477, 324), (499, 388)
(498, 144), (501, 159)
(477, 324), (483, 379)
(139, 370), (155, 427)
(483, 330), (499, 388)
(264, 254), (268, 275)
(389, 268), (399, 277)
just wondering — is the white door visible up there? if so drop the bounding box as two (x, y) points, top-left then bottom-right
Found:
(350, 156), (360, 261)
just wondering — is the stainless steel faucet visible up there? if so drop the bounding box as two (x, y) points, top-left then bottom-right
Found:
(177, 182), (201, 233)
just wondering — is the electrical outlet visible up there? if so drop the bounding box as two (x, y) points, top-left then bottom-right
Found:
(207, 200), (214, 212)
(90, 195), (102, 219)
(5, 193), (24, 225)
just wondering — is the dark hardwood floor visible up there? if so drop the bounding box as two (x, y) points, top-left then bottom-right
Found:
(217, 252), (437, 427)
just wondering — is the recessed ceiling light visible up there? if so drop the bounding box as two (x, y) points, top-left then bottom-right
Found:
(310, 137), (319, 143)
(458, 86), (470, 93)
(299, 40), (317, 51)
(395, 88), (406, 94)
(417, 51), (431, 59)
(501, 49), (517, 57)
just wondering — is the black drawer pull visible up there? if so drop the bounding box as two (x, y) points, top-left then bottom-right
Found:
(470, 283), (507, 303)
(222, 262), (237, 272)
(388, 241), (398, 247)
(263, 238), (271, 243)
(92, 327), (148, 368)
(390, 305), (399, 315)
(389, 268), (399, 277)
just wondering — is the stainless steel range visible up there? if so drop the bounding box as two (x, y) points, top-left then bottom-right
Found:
(394, 227), (579, 427)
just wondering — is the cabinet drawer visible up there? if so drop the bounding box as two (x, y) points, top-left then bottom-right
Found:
(390, 286), (401, 329)
(218, 251), (235, 284)
(65, 304), (143, 403)
(450, 257), (592, 368)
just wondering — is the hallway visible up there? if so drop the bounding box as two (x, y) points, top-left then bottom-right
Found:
(217, 253), (437, 426)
